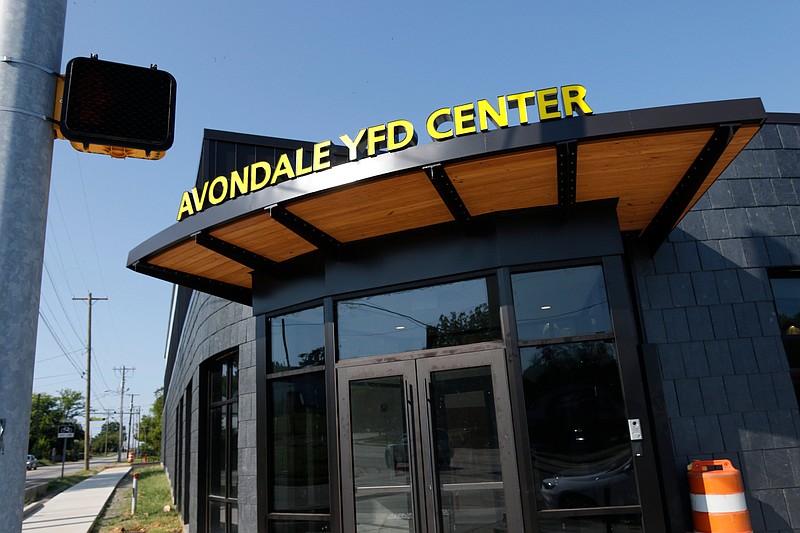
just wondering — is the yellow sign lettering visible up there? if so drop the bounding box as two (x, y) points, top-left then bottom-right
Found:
(177, 191), (194, 221)
(387, 120), (417, 152)
(561, 85), (593, 116)
(426, 107), (453, 141)
(506, 91), (535, 124)
(313, 140), (332, 171)
(272, 153), (295, 183)
(477, 97), (509, 131)
(537, 87), (561, 121)
(295, 147), (313, 177)
(250, 161), (272, 191)
(340, 129), (366, 161)
(453, 103), (477, 136)
(366, 124), (387, 156)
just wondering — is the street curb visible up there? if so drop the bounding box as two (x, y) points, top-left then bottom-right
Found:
(23, 482), (48, 505)
(22, 501), (43, 519)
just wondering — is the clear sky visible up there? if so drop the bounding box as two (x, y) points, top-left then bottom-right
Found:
(36, 0), (800, 435)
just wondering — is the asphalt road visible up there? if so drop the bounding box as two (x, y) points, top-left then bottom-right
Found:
(25, 455), (121, 488)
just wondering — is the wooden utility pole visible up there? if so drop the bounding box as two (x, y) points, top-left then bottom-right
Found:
(113, 366), (134, 462)
(73, 292), (107, 470)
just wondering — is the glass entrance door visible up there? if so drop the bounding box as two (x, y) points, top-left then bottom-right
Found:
(338, 350), (523, 532)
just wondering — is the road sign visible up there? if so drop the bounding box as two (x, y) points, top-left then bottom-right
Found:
(57, 426), (74, 439)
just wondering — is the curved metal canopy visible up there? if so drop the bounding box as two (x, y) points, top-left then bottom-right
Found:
(128, 98), (766, 304)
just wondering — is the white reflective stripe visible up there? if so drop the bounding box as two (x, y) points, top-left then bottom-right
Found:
(690, 492), (747, 513)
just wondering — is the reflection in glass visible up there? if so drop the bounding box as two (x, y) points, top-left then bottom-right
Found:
(521, 342), (638, 511)
(430, 366), (506, 532)
(230, 403), (238, 498)
(209, 406), (227, 497)
(230, 505), (238, 533)
(208, 500), (226, 533)
(538, 514), (642, 533)
(269, 520), (331, 533)
(349, 376), (411, 532)
(270, 373), (329, 513)
(211, 363), (226, 403)
(270, 307), (325, 373)
(512, 266), (611, 341)
(338, 278), (500, 359)
(770, 276), (800, 410)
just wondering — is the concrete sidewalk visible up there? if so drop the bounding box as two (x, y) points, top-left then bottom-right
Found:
(22, 465), (131, 532)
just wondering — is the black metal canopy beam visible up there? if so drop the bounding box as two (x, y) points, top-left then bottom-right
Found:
(424, 164), (471, 223)
(269, 205), (342, 255)
(131, 261), (251, 306)
(640, 123), (740, 254)
(193, 231), (276, 272)
(556, 140), (578, 207)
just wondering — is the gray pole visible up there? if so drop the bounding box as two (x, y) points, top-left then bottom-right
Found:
(73, 292), (107, 470)
(117, 367), (126, 462)
(0, 1), (67, 531)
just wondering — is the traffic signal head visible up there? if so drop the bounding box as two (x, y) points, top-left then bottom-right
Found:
(59, 57), (177, 157)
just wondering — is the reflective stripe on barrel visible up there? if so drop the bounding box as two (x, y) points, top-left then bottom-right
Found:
(688, 460), (752, 533)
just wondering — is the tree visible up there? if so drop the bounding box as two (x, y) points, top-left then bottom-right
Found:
(138, 388), (164, 458)
(29, 393), (59, 459)
(56, 388), (84, 421)
(28, 389), (85, 460)
(91, 421), (123, 454)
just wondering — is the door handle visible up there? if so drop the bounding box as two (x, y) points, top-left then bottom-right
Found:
(425, 378), (442, 533)
(405, 382), (423, 533)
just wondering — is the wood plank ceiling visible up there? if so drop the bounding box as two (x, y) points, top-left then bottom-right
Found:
(130, 103), (765, 303)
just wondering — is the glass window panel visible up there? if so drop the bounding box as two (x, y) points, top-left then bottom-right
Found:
(521, 341), (638, 510)
(537, 513), (642, 533)
(209, 406), (227, 497)
(771, 278), (800, 334)
(230, 504), (238, 533)
(770, 277), (800, 404)
(338, 277), (500, 359)
(208, 500), (226, 533)
(211, 363), (226, 403)
(348, 376), (412, 532)
(271, 307), (325, 372)
(431, 366), (507, 532)
(230, 403), (238, 498)
(230, 357), (239, 398)
(269, 520), (331, 533)
(270, 372), (329, 513)
(513, 266), (611, 341)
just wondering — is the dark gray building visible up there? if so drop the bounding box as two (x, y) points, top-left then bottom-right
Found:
(129, 98), (800, 532)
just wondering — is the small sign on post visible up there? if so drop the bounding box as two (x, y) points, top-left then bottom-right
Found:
(57, 426), (75, 439)
(58, 424), (74, 478)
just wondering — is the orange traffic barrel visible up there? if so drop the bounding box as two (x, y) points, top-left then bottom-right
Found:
(688, 459), (751, 533)
(127, 450), (134, 463)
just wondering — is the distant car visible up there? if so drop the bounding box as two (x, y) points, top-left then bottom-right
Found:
(26, 455), (38, 470)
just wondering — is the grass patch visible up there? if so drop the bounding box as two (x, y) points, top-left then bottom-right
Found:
(92, 465), (182, 533)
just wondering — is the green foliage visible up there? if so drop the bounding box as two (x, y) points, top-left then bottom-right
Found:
(91, 421), (124, 453)
(138, 388), (164, 459)
(91, 466), (182, 532)
(29, 389), (85, 459)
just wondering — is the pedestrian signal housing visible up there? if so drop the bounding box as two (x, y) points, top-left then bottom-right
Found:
(58, 56), (176, 159)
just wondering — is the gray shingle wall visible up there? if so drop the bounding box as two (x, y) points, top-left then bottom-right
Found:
(161, 292), (255, 533)
(633, 123), (800, 531)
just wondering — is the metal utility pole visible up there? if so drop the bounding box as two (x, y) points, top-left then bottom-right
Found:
(113, 366), (134, 462)
(73, 292), (107, 470)
(127, 393), (139, 454)
(0, 2), (67, 530)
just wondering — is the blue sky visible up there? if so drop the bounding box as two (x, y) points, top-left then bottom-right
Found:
(37, 1), (800, 433)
